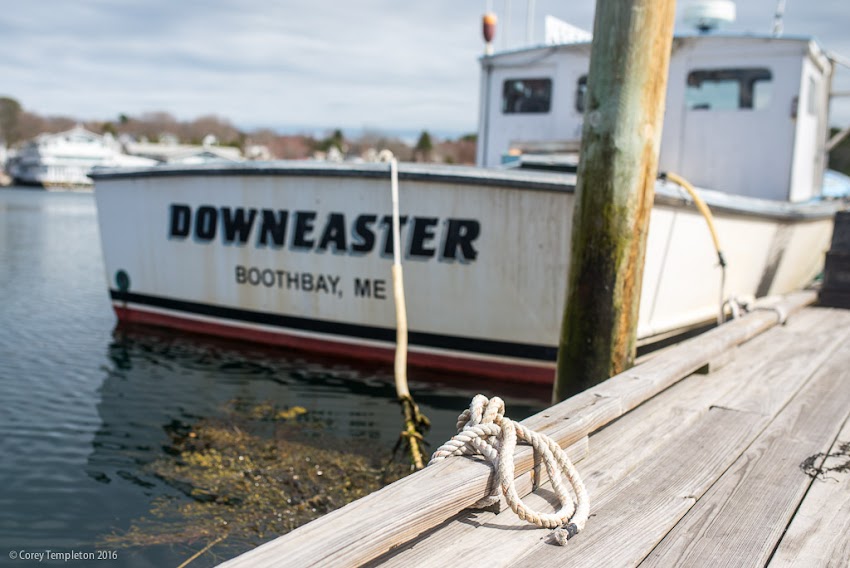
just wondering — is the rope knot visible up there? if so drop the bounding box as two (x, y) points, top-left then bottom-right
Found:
(429, 395), (590, 546)
(457, 394), (505, 434)
(461, 394), (504, 425)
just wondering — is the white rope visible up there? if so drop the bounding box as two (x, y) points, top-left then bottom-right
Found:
(385, 154), (410, 400)
(429, 395), (590, 545)
(751, 304), (788, 325)
(722, 296), (750, 322)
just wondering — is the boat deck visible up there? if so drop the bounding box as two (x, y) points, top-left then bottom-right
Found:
(220, 293), (850, 567)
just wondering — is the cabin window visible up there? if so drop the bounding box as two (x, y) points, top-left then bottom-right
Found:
(502, 78), (552, 114)
(575, 75), (588, 113)
(685, 68), (773, 111)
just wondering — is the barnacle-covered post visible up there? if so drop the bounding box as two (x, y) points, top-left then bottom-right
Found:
(553, 0), (677, 401)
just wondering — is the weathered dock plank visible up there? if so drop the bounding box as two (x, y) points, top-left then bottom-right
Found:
(218, 292), (813, 568)
(641, 337), (850, 566)
(769, 416), (850, 567)
(372, 305), (831, 567)
(516, 407), (766, 567)
(503, 309), (850, 567)
(386, 409), (757, 567)
(709, 307), (850, 416)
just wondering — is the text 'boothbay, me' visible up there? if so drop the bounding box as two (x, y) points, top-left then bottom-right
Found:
(168, 204), (481, 261)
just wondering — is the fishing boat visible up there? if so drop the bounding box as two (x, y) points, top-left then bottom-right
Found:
(91, 6), (846, 384)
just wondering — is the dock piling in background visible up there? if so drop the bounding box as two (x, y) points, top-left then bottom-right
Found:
(819, 210), (850, 308)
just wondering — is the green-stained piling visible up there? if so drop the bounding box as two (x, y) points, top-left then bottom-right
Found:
(554, 0), (677, 402)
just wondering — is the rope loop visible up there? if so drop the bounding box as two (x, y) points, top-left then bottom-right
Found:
(751, 304), (788, 325)
(429, 395), (590, 545)
(722, 296), (749, 321)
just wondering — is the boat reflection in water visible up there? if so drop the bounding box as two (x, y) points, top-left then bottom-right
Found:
(92, 323), (548, 459)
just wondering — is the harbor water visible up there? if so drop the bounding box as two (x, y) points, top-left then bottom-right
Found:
(0, 188), (549, 567)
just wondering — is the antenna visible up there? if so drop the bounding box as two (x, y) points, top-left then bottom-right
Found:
(504, 0), (511, 50)
(772, 0), (787, 36)
(683, 0), (736, 34)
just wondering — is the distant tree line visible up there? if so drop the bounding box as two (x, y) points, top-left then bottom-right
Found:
(0, 95), (477, 165)
(3, 93), (848, 171)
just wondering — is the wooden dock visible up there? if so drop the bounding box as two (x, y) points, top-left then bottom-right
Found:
(220, 291), (850, 567)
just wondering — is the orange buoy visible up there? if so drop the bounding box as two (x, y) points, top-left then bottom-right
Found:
(482, 13), (497, 44)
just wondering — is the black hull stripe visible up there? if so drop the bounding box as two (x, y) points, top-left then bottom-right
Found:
(110, 290), (558, 362)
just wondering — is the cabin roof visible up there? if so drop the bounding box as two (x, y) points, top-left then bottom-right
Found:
(482, 32), (825, 63)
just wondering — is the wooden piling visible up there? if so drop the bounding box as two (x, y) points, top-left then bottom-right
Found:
(554, 0), (677, 402)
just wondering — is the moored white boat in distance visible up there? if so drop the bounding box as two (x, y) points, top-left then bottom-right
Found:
(9, 125), (158, 189)
(92, 13), (846, 384)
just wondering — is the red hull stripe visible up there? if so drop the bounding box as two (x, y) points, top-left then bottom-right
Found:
(109, 290), (557, 362)
(113, 304), (557, 385)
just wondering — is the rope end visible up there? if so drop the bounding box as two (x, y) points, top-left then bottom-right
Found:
(552, 523), (580, 546)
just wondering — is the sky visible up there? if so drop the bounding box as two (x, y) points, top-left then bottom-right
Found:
(1, 0), (848, 137)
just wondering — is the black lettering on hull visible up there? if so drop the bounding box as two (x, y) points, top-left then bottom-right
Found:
(172, 204), (481, 261)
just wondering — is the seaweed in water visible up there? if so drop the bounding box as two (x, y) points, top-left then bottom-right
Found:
(100, 400), (410, 566)
(800, 441), (850, 480)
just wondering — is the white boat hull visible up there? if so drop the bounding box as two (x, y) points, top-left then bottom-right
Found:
(92, 163), (835, 383)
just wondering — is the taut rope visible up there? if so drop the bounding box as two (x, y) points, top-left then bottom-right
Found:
(429, 395), (590, 545)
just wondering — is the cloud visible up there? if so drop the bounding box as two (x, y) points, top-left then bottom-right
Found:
(0, 0), (847, 131)
(0, 0), (489, 131)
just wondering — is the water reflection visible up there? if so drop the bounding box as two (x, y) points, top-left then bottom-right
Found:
(91, 325), (549, 474)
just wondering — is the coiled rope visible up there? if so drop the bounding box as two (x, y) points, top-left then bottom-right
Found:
(429, 395), (589, 545)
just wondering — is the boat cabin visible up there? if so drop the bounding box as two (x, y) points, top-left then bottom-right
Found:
(477, 34), (833, 202)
